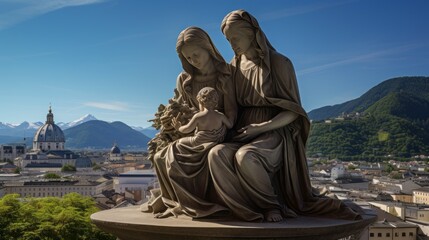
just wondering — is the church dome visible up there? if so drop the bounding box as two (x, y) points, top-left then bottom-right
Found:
(33, 107), (65, 143)
(110, 144), (121, 154)
(34, 124), (65, 142)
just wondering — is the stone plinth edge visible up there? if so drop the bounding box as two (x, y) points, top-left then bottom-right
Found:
(91, 206), (377, 240)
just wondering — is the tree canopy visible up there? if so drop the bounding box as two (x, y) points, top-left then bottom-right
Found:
(61, 164), (76, 172)
(0, 193), (115, 240)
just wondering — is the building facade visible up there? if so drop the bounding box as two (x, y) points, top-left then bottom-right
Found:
(405, 206), (429, 222)
(369, 220), (417, 240)
(4, 178), (112, 198)
(123, 152), (147, 162)
(19, 107), (81, 170)
(114, 169), (157, 199)
(109, 144), (122, 162)
(32, 107), (65, 151)
(391, 194), (413, 203)
(413, 188), (429, 204)
(0, 144), (26, 162)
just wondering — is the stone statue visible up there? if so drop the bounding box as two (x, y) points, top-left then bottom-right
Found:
(143, 26), (236, 218)
(172, 87), (233, 140)
(92, 12), (373, 240)
(147, 90), (196, 162)
(206, 10), (361, 222)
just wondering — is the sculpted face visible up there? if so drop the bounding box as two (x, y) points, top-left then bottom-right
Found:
(224, 24), (253, 55)
(181, 44), (211, 70)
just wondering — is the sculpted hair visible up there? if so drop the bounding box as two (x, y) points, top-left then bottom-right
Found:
(221, 10), (275, 61)
(196, 87), (219, 110)
(177, 27), (221, 75)
(176, 26), (230, 96)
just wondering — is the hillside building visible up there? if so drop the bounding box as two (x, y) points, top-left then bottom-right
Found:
(369, 220), (417, 240)
(123, 152), (147, 162)
(391, 193), (413, 203)
(0, 162), (18, 173)
(3, 177), (112, 198)
(114, 169), (157, 200)
(0, 143), (26, 162)
(109, 144), (122, 162)
(331, 164), (346, 180)
(413, 188), (429, 205)
(372, 178), (421, 195)
(32, 107), (65, 151)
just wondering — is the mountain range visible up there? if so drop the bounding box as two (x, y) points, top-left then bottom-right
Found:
(64, 120), (151, 150)
(306, 76), (429, 160)
(0, 114), (157, 150)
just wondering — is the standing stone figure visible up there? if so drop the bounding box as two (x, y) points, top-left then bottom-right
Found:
(143, 26), (236, 218)
(207, 10), (361, 222)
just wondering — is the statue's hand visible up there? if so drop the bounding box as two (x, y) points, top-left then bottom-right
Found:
(234, 123), (266, 142)
(171, 115), (182, 130)
(160, 114), (172, 127)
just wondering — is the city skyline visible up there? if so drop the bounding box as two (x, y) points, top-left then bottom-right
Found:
(1, 0), (428, 127)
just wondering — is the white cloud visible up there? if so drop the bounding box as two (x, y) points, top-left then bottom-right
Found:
(84, 101), (129, 111)
(0, 0), (107, 30)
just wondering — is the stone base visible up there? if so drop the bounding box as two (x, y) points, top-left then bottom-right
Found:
(91, 206), (376, 240)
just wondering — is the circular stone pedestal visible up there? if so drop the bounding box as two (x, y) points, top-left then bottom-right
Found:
(91, 206), (376, 240)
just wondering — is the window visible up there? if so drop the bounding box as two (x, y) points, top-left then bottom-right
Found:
(410, 232), (414, 236)
(370, 233), (374, 237)
(395, 233), (399, 237)
(402, 232), (406, 236)
(386, 233), (390, 237)
(378, 233), (382, 237)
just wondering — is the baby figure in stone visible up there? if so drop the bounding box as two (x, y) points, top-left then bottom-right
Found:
(150, 86), (233, 219)
(172, 87), (232, 150)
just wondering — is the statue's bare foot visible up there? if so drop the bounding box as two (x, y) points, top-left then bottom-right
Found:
(265, 209), (283, 222)
(154, 207), (181, 219)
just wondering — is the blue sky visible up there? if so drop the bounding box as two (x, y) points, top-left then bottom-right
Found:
(1, 0), (428, 128)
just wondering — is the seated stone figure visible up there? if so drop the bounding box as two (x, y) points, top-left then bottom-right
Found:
(207, 9), (362, 222)
(142, 26), (236, 219)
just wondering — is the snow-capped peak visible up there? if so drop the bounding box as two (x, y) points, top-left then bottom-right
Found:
(16, 121), (43, 130)
(67, 114), (97, 128)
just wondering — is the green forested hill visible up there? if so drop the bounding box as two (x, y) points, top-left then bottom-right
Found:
(308, 76), (429, 121)
(365, 92), (429, 120)
(306, 76), (429, 159)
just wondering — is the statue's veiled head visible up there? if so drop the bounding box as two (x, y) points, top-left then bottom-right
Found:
(176, 27), (225, 76)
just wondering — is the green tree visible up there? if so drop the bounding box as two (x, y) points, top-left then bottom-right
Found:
(0, 193), (115, 240)
(347, 165), (356, 170)
(385, 164), (395, 173)
(92, 164), (101, 171)
(44, 173), (61, 179)
(61, 164), (76, 172)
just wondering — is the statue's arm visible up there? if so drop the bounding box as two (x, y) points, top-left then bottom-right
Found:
(177, 113), (200, 134)
(236, 111), (298, 141)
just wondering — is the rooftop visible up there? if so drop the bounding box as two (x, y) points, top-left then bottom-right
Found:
(371, 220), (418, 228)
(414, 187), (429, 193)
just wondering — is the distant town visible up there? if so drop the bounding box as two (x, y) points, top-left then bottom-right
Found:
(2, 108), (429, 240)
